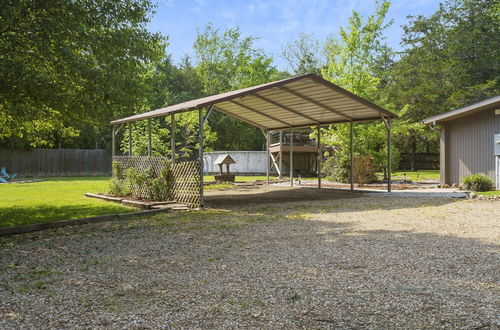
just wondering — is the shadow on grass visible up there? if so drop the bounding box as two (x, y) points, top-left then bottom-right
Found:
(0, 204), (133, 228)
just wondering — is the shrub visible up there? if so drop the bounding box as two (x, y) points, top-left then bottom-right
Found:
(109, 161), (125, 196)
(109, 160), (173, 201)
(353, 154), (374, 186)
(462, 174), (494, 192)
(150, 164), (174, 200)
(322, 154), (350, 183)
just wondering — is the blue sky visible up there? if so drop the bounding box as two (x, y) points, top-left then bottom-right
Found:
(148, 0), (441, 71)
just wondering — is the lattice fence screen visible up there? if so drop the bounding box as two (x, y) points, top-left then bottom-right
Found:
(112, 156), (201, 207)
(171, 160), (201, 208)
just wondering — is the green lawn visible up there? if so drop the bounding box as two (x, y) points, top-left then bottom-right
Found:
(376, 170), (440, 181)
(204, 175), (317, 182)
(476, 190), (500, 196)
(0, 177), (132, 228)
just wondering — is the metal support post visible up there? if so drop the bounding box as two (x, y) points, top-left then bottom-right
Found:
(147, 119), (151, 156)
(111, 126), (116, 158)
(199, 109), (204, 207)
(171, 114), (176, 163)
(128, 122), (132, 156)
(290, 129), (294, 187)
(387, 118), (392, 192)
(317, 124), (321, 189)
(279, 131), (283, 179)
(350, 122), (354, 191)
(266, 131), (270, 186)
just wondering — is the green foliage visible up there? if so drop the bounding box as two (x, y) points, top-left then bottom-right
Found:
(0, 0), (165, 149)
(463, 174), (494, 192)
(194, 23), (279, 151)
(281, 33), (322, 75)
(322, 0), (392, 100)
(322, 153), (351, 183)
(109, 162), (126, 196)
(150, 165), (174, 200)
(109, 161), (173, 201)
(318, 1), (399, 179)
(382, 0), (500, 156)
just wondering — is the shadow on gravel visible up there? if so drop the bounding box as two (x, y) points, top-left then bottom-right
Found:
(205, 187), (459, 211)
(0, 206), (497, 329)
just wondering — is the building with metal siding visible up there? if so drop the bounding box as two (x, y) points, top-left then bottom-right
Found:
(423, 96), (500, 188)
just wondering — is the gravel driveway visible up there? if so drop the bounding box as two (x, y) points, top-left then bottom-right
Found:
(1, 187), (499, 328)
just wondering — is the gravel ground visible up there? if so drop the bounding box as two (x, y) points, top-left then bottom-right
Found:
(1, 186), (499, 329)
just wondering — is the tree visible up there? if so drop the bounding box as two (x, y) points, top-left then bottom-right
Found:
(193, 23), (279, 151)
(320, 0), (398, 181)
(322, 0), (392, 100)
(382, 0), (499, 164)
(0, 0), (165, 149)
(281, 33), (322, 75)
(121, 55), (216, 158)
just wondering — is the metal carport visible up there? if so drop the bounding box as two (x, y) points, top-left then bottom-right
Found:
(110, 73), (397, 207)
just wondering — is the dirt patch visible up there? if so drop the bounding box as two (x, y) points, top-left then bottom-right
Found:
(0, 188), (498, 328)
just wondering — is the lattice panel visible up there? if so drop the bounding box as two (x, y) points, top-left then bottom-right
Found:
(113, 156), (171, 200)
(170, 160), (201, 208)
(112, 156), (201, 208)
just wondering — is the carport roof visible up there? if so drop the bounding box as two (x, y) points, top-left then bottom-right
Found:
(110, 73), (397, 130)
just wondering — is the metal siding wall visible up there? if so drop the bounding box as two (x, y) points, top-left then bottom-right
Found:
(445, 109), (500, 184)
(0, 149), (112, 177)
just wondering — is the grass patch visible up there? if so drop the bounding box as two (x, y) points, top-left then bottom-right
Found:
(476, 190), (500, 196)
(376, 170), (440, 181)
(0, 177), (133, 228)
(205, 183), (234, 190)
(203, 175), (317, 182)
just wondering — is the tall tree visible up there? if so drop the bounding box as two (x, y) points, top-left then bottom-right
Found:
(0, 0), (165, 149)
(281, 33), (322, 75)
(320, 0), (397, 180)
(193, 23), (279, 150)
(382, 0), (500, 166)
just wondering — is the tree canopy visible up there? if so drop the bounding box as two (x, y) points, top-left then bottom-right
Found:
(0, 0), (165, 148)
(1, 0), (499, 168)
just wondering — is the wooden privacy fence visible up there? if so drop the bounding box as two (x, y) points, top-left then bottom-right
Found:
(0, 149), (111, 177)
(399, 153), (440, 170)
(112, 156), (201, 208)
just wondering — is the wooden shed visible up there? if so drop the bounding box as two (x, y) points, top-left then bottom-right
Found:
(423, 96), (500, 189)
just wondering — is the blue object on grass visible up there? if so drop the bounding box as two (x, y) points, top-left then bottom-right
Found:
(0, 167), (17, 181)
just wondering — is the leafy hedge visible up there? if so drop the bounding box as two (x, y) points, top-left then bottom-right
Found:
(109, 161), (173, 201)
(463, 174), (493, 192)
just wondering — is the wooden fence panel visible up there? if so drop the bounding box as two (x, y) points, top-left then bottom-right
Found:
(399, 153), (440, 170)
(0, 149), (111, 177)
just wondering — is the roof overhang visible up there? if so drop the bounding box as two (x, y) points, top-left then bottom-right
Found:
(111, 73), (397, 130)
(422, 95), (500, 125)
